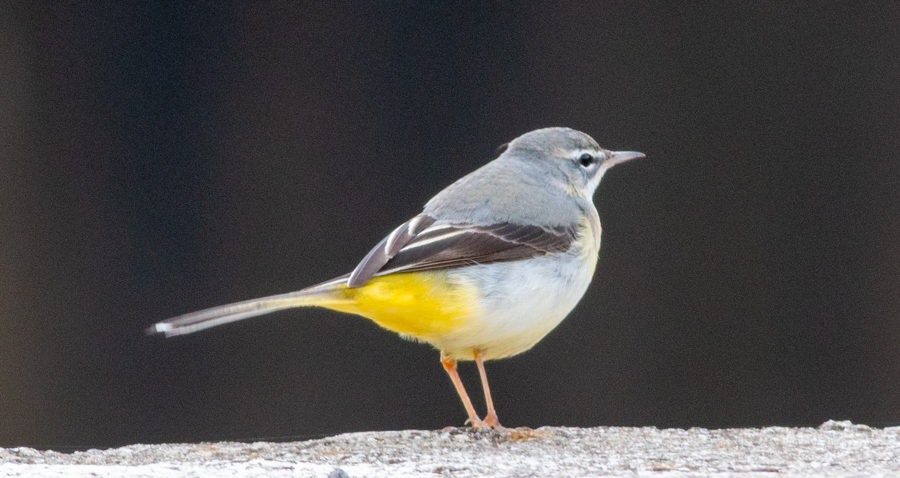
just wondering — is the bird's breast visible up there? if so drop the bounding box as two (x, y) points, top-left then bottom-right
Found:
(434, 235), (600, 361)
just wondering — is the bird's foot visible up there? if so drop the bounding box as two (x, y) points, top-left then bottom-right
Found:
(464, 412), (507, 431)
(464, 417), (489, 429)
(481, 411), (503, 430)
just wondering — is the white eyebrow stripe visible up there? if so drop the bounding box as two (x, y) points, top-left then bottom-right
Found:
(400, 229), (469, 251)
(571, 148), (604, 160)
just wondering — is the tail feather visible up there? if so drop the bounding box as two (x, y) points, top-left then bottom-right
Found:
(147, 281), (344, 338)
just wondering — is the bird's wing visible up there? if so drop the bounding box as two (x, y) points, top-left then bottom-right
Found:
(151, 215), (578, 336)
(347, 213), (577, 287)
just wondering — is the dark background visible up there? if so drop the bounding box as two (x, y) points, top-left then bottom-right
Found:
(2, 2), (899, 449)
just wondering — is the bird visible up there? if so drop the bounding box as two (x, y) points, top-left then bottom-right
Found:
(148, 127), (644, 430)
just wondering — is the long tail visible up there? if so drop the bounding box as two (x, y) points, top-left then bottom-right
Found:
(147, 278), (347, 338)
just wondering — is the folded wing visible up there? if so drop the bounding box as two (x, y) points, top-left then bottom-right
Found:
(347, 214), (577, 288)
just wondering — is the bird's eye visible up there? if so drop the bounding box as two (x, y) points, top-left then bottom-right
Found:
(578, 153), (594, 167)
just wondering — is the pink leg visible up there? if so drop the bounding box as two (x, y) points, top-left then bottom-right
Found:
(441, 354), (486, 427)
(474, 350), (504, 429)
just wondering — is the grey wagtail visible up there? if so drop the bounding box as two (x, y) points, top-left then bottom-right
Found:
(149, 127), (644, 429)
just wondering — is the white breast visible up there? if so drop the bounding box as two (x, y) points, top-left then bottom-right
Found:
(430, 237), (599, 361)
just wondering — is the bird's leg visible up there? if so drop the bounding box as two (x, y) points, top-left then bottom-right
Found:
(440, 353), (485, 428)
(474, 349), (504, 429)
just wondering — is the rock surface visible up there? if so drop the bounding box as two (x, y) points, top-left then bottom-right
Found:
(2, 421), (899, 477)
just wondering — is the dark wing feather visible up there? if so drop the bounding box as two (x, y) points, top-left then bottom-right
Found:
(347, 214), (436, 287)
(383, 223), (575, 274)
(347, 218), (577, 288)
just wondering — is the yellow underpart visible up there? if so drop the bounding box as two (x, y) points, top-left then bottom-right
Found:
(315, 271), (478, 338)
